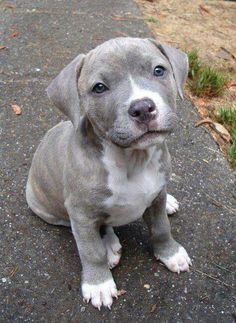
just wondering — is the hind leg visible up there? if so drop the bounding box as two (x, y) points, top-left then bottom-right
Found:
(26, 181), (71, 227)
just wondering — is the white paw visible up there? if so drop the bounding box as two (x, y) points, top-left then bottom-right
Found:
(159, 246), (192, 274)
(166, 194), (179, 215)
(82, 279), (118, 310)
(102, 228), (122, 269)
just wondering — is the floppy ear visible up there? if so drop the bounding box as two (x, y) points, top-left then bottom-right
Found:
(148, 39), (188, 99)
(46, 54), (85, 128)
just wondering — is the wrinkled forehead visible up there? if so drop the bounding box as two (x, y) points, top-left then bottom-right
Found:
(80, 38), (169, 81)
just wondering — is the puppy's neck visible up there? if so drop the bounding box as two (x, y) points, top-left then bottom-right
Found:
(103, 142), (161, 178)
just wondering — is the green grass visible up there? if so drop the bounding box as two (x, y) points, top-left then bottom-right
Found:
(218, 107), (236, 126)
(145, 16), (159, 23)
(187, 49), (229, 97)
(188, 48), (202, 79)
(217, 107), (236, 164)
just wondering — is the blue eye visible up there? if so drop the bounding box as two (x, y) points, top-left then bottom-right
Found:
(153, 66), (166, 77)
(92, 83), (108, 94)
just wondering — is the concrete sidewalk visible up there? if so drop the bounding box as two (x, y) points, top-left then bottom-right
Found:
(0, 0), (235, 322)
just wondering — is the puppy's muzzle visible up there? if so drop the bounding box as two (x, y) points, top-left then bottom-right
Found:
(128, 97), (157, 125)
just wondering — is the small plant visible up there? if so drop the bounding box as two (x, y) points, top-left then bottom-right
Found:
(218, 107), (236, 126)
(187, 49), (229, 97)
(187, 48), (202, 79)
(189, 66), (229, 97)
(229, 143), (236, 165)
(218, 107), (236, 164)
(145, 16), (159, 23)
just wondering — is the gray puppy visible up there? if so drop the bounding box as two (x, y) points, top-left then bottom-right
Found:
(26, 37), (191, 310)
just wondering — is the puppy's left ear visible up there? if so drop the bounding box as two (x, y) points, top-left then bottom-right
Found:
(148, 39), (189, 99)
(46, 54), (85, 129)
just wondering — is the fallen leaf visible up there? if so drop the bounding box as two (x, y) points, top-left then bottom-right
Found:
(150, 304), (157, 313)
(195, 118), (213, 127)
(5, 3), (17, 9)
(117, 289), (126, 296)
(0, 45), (6, 50)
(12, 104), (22, 115)
(203, 159), (209, 164)
(214, 123), (231, 142)
(195, 118), (231, 142)
(198, 98), (206, 107)
(228, 80), (236, 87)
(199, 4), (210, 14)
(10, 31), (19, 38)
(111, 15), (127, 21)
(196, 98), (208, 116)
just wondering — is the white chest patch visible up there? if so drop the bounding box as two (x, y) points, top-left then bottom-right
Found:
(102, 144), (166, 227)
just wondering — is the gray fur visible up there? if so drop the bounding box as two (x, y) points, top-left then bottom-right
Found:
(26, 37), (190, 309)
(47, 54), (85, 128)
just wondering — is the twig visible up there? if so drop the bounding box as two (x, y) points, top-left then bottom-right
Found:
(205, 147), (224, 156)
(202, 190), (236, 215)
(211, 262), (236, 275)
(194, 268), (234, 289)
(9, 265), (18, 277)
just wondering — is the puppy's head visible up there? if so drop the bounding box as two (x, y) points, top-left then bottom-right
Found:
(47, 38), (188, 149)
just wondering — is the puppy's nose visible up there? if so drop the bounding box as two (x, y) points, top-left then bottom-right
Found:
(128, 98), (156, 123)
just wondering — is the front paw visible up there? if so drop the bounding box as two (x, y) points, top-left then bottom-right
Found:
(82, 278), (118, 310)
(157, 246), (192, 274)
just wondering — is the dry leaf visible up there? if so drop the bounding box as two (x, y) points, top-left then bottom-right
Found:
(203, 159), (209, 164)
(5, 3), (17, 9)
(213, 123), (231, 142)
(229, 80), (236, 87)
(10, 31), (19, 38)
(0, 45), (6, 50)
(195, 118), (231, 142)
(12, 104), (22, 115)
(150, 304), (157, 313)
(111, 15), (127, 21)
(117, 289), (126, 296)
(199, 4), (210, 14)
(196, 98), (207, 116)
(198, 98), (206, 107)
(195, 117), (214, 127)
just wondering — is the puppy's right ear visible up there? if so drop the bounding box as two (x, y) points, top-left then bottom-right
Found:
(47, 54), (85, 129)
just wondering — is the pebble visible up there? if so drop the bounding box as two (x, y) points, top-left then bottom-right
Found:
(144, 284), (150, 289)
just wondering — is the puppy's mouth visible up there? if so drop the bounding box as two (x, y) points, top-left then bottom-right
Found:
(109, 127), (171, 148)
(132, 129), (169, 144)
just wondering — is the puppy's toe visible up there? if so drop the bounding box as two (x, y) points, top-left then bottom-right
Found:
(166, 194), (179, 215)
(159, 246), (192, 273)
(82, 279), (117, 310)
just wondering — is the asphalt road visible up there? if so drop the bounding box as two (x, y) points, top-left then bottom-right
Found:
(0, 0), (235, 322)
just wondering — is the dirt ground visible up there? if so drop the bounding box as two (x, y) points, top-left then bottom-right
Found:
(136, 0), (236, 166)
(136, 0), (236, 68)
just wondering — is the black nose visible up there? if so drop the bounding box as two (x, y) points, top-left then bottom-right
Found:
(128, 98), (156, 123)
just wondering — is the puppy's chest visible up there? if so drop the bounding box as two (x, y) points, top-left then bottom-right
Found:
(102, 148), (165, 226)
